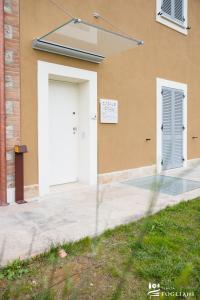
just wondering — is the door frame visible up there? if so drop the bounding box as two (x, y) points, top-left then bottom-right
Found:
(38, 61), (97, 196)
(156, 78), (187, 173)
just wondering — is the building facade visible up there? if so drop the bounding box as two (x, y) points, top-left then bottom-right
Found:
(1, 0), (200, 205)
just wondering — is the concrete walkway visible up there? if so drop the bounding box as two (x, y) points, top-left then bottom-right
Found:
(1, 165), (200, 266)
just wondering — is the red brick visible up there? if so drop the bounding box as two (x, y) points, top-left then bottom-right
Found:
(0, 0), (7, 205)
(1, 0), (20, 203)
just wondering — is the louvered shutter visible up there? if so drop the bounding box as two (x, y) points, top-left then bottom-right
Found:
(173, 89), (184, 168)
(174, 0), (184, 23)
(162, 87), (173, 170)
(161, 0), (172, 17)
(161, 0), (185, 24)
(162, 87), (184, 170)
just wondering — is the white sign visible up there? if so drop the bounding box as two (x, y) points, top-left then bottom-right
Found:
(100, 99), (118, 124)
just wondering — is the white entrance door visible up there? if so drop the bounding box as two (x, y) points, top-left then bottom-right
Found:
(49, 80), (79, 186)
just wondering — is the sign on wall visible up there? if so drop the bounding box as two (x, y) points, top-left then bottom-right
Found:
(100, 99), (118, 124)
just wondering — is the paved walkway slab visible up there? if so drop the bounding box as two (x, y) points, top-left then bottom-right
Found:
(0, 165), (200, 266)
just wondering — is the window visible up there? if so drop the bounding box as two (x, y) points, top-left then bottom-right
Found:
(156, 0), (188, 34)
(156, 78), (187, 173)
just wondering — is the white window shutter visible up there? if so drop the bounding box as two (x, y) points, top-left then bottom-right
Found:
(174, 0), (184, 23)
(162, 87), (173, 170)
(162, 86), (184, 170)
(173, 89), (184, 167)
(161, 0), (185, 24)
(161, 0), (172, 17)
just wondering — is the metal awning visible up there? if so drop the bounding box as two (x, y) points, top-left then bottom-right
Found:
(32, 18), (143, 63)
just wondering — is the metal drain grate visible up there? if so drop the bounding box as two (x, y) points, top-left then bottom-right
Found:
(123, 175), (200, 196)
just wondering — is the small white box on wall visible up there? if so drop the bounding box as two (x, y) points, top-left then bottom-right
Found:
(100, 99), (118, 124)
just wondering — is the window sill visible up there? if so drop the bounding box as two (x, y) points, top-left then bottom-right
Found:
(156, 14), (188, 35)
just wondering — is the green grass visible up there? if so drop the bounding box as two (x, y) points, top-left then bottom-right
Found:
(0, 198), (200, 299)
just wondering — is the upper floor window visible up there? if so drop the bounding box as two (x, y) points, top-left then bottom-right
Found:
(156, 0), (188, 35)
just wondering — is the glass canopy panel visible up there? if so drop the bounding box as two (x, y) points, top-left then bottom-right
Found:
(38, 19), (141, 58)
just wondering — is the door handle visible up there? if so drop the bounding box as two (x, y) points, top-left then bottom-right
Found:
(73, 127), (77, 134)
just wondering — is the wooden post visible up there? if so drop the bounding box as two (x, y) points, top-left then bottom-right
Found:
(15, 145), (27, 204)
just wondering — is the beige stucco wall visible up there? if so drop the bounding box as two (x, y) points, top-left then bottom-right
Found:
(20, 0), (200, 186)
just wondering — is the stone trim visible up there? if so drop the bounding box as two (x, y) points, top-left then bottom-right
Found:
(24, 184), (39, 200)
(186, 158), (200, 168)
(99, 165), (156, 184)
